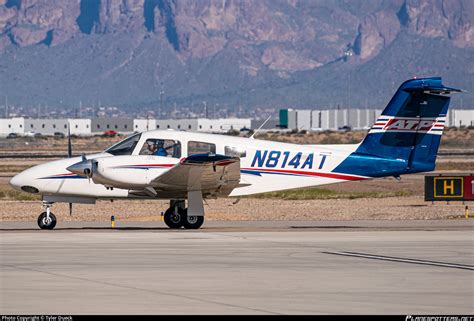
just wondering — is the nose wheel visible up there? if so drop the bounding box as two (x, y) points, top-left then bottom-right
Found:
(38, 212), (57, 230)
(38, 202), (57, 230)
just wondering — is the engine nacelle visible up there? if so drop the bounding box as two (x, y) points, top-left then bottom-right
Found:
(68, 155), (176, 189)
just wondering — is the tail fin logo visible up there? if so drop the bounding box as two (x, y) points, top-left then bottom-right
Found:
(370, 116), (445, 135)
(384, 118), (435, 131)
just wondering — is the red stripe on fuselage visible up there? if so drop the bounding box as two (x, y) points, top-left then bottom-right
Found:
(241, 168), (366, 181)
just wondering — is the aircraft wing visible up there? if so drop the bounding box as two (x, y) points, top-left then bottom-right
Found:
(150, 154), (242, 197)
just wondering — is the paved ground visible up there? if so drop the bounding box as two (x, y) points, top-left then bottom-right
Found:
(0, 221), (473, 314)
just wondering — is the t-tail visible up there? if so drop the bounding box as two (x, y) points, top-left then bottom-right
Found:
(334, 77), (463, 178)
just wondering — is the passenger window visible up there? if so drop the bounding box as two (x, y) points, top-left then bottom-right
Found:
(139, 139), (181, 158)
(225, 146), (246, 158)
(188, 141), (216, 156)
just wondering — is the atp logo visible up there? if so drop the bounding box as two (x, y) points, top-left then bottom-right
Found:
(384, 118), (435, 132)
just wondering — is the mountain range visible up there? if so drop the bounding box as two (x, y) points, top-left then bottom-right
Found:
(0, 0), (473, 114)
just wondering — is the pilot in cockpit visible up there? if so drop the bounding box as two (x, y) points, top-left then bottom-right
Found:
(147, 140), (167, 156)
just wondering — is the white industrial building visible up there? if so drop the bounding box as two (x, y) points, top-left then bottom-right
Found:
(281, 109), (383, 130)
(280, 108), (474, 131)
(154, 118), (251, 133)
(0, 118), (92, 137)
(133, 118), (157, 132)
(0, 117), (252, 137)
(0, 117), (25, 135)
(0, 111), (471, 137)
(446, 109), (474, 127)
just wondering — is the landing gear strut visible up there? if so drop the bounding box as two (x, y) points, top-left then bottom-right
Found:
(38, 202), (57, 230)
(163, 199), (204, 230)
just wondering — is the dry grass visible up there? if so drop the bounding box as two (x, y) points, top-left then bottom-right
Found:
(0, 186), (40, 201)
(250, 188), (411, 200)
(436, 162), (474, 171)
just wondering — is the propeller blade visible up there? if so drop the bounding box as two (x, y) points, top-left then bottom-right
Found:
(67, 124), (72, 158)
(69, 203), (73, 216)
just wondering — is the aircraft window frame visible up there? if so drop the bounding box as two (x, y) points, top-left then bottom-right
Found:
(105, 133), (141, 156)
(188, 141), (216, 156)
(138, 138), (182, 158)
(224, 146), (246, 158)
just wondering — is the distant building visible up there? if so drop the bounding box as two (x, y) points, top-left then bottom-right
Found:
(280, 109), (382, 130)
(25, 119), (69, 135)
(250, 119), (279, 130)
(69, 119), (92, 135)
(91, 118), (133, 134)
(196, 118), (251, 133)
(279, 108), (474, 131)
(0, 118), (92, 137)
(447, 109), (474, 127)
(133, 118), (157, 132)
(156, 119), (198, 131)
(155, 118), (251, 133)
(0, 117), (24, 136)
(1, 110), (471, 138)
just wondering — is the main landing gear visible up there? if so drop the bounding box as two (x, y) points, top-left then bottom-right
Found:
(163, 200), (204, 230)
(38, 202), (57, 230)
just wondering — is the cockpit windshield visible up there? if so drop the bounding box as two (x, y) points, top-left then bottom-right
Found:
(105, 133), (141, 156)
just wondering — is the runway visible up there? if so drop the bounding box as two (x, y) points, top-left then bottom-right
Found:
(0, 221), (473, 314)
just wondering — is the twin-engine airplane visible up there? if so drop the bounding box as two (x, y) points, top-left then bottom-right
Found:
(10, 77), (462, 229)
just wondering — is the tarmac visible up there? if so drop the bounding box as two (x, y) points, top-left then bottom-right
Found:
(0, 220), (473, 314)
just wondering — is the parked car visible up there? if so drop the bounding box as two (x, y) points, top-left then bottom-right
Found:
(33, 132), (43, 138)
(6, 133), (18, 139)
(53, 132), (65, 139)
(337, 125), (352, 132)
(102, 130), (118, 137)
(24, 131), (36, 137)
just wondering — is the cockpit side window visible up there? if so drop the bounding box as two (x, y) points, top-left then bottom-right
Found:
(139, 139), (181, 158)
(105, 133), (141, 156)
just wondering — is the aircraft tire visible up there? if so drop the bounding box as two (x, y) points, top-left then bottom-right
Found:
(182, 211), (204, 229)
(164, 207), (184, 229)
(38, 212), (57, 230)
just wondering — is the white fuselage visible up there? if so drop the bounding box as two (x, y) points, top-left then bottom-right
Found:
(10, 130), (364, 203)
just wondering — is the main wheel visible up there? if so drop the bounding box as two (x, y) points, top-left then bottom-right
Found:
(37, 212), (57, 230)
(183, 211), (204, 230)
(163, 207), (185, 229)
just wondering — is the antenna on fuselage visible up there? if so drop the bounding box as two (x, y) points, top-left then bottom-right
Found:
(250, 115), (271, 140)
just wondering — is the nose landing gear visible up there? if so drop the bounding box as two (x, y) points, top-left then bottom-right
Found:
(38, 202), (57, 230)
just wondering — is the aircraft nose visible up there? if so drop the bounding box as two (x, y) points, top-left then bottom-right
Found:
(9, 172), (23, 191)
(9, 171), (39, 193)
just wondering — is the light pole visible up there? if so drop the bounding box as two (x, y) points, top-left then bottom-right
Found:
(159, 90), (164, 119)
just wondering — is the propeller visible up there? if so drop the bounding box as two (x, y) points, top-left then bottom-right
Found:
(67, 122), (73, 215)
(67, 124), (72, 158)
